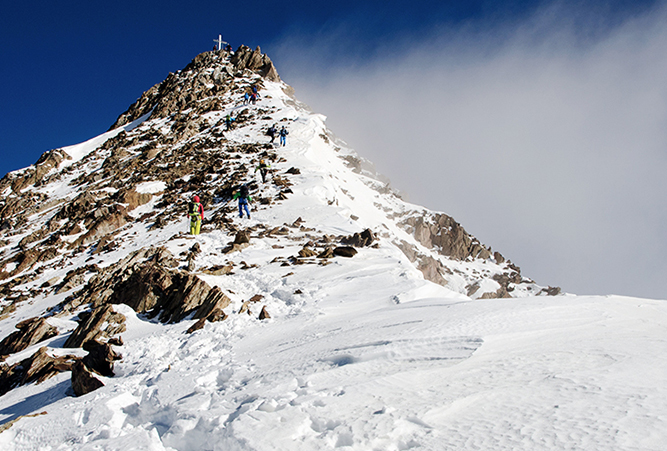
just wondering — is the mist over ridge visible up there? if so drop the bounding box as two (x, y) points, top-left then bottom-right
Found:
(272, 2), (667, 299)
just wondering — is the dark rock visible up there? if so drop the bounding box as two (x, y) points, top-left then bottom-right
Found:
(107, 336), (124, 346)
(540, 286), (562, 296)
(71, 360), (104, 397)
(259, 306), (271, 320)
(202, 264), (233, 275)
(0, 347), (78, 396)
(82, 340), (121, 377)
(341, 229), (376, 247)
(187, 318), (206, 334)
(333, 247), (358, 258)
(239, 294), (263, 314)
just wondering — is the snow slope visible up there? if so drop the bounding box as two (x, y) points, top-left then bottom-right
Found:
(0, 49), (665, 450)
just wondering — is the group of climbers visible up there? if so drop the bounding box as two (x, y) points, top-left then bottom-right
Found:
(188, 156), (272, 233)
(242, 85), (261, 105)
(187, 84), (293, 233)
(267, 124), (288, 146)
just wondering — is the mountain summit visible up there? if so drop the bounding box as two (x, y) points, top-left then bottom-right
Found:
(8, 46), (662, 450)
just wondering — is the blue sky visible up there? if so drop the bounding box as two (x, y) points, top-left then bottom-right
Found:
(1, 0), (630, 174)
(2, 0), (666, 299)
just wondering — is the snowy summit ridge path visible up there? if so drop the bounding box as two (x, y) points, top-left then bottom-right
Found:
(0, 45), (665, 450)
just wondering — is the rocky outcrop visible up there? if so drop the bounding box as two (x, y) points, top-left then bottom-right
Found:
(0, 317), (59, 357)
(259, 306), (271, 320)
(401, 213), (494, 261)
(230, 46), (280, 82)
(0, 347), (78, 396)
(3, 149), (72, 194)
(341, 229), (376, 247)
(110, 45), (279, 130)
(61, 248), (231, 324)
(64, 304), (126, 348)
(71, 360), (104, 397)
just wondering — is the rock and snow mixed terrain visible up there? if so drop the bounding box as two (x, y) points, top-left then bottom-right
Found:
(0, 46), (665, 450)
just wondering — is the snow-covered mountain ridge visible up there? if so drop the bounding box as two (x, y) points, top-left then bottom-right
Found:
(0, 46), (664, 450)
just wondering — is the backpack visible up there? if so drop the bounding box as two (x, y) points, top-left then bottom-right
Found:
(189, 202), (200, 217)
(239, 185), (249, 198)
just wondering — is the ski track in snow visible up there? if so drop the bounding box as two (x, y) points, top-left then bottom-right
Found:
(0, 63), (666, 451)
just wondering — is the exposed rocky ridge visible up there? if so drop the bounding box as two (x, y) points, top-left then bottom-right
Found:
(110, 45), (279, 130)
(0, 45), (559, 400)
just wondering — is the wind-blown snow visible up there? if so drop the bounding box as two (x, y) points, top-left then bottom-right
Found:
(0, 65), (665, 451)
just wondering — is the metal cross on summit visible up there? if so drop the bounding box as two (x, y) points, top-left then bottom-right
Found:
(213, 34), (229, 51)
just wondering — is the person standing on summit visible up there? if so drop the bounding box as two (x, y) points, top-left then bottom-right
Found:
(189, 195), (204, 235)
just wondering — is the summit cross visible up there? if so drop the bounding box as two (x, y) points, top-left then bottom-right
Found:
(213, 34), (229, 51)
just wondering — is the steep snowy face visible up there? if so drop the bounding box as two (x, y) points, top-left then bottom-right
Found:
(0, 46), (557, 415)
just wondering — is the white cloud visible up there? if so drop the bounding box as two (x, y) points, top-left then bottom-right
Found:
(272, 3), (667, 299)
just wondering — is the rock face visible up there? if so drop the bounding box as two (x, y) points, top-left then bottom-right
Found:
(82, 340), (122, 377)
(333, 247), (358, 258)
(0, 317), (58, 357)
(56, 247), (230, 325)
(402, 213), (493, 261)
(230, 45), (280, 82)
(110, 45), (279, 130)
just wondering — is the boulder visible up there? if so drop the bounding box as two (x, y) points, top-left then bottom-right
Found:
(71, 360), (104, 397)
(82, 340), (122, 377)
(234, 230), (250, 244)
(333, 247), (358, 258)
(259, 306), (271, 320)
(202, 264), (233, 275)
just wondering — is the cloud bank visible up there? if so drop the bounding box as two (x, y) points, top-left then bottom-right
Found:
(272, 2), (667, 298)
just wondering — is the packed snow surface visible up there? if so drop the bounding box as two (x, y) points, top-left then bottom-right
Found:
(1, 292), (665, 450)
(0, 59), (665, 451)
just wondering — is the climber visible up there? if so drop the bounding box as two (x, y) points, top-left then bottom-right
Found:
(267, 124), (277, 143)
(243, 92), (250, 105)
(189, 195), (204, 235)
(233, 184), (252, 219)
(279, 126), (289, 147)
(250, 92), (258, 105)
(225, 113), (235, 130)
(255, 159), (271, 183)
